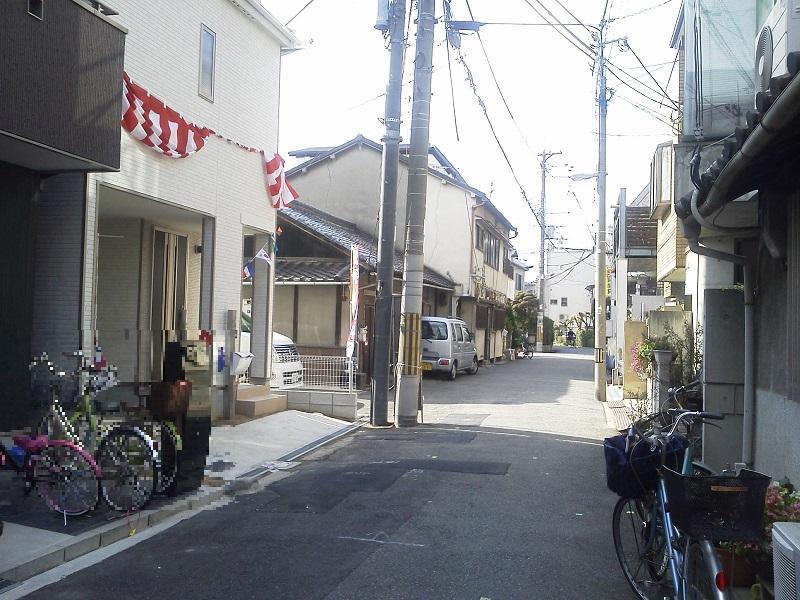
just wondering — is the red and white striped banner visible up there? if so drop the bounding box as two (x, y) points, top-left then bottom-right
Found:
(262, 151), (298, 209)
(120, 71), (297, 209)
(121, 72), (210, 158)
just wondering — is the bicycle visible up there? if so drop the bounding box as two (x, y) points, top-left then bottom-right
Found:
(31, 352), (163, 512)
(605, 407), (771, 599)
(0, 434), (100, 521)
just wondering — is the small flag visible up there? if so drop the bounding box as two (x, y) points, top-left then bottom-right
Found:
(243, 261), (255, 279)
(254, 247), (272, 265)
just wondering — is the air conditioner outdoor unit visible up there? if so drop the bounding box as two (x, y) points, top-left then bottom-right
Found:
(754, 0), (800, 103)
(773, 521), (800, 599)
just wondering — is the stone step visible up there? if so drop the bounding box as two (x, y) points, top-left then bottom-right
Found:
(237, 384), (269, 401)
(235, 393), (287, 418)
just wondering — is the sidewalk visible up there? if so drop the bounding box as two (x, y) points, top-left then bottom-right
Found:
(0, 410), (362, 588)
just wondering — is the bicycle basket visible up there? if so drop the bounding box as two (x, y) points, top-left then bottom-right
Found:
(662, 468), (770, 541)
(603, 434), (689, 498)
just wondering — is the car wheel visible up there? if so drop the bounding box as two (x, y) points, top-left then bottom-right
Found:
(468, 356), (479, 375)
(448, 362), (457, 380)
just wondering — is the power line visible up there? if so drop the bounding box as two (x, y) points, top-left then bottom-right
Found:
(285, 0), (319, 26)
(622, 40), (680, 109)
(464, 0), (537, 157)
(451, 44), (552, 240)
(611, 0), (675, 21)
(519, 0), (681, 112)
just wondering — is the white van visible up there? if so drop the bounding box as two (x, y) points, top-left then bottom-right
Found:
(420, 316), (479, 380)
(238, 330), (304, 389)
(270, 332), (304, 389)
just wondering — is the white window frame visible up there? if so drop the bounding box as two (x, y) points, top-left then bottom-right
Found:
(199, 24), (216, 102)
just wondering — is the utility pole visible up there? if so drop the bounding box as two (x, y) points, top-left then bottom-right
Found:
(395, 0), (435, 427)
(536, 150), (561, 352)
(371, 0), (406, 427)
(595, 23), (609, 403)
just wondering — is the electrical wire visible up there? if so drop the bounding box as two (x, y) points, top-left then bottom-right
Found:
(285, 0), (319, 26)
(452, 45), (549, 237)
(464, 0), (537, 157)
(568, 189), (596, 244)
(611, 0), (675, 21)
(623, 41), (680, 110)
(520, 0), (680, 112)
(548, 251), (594, 286)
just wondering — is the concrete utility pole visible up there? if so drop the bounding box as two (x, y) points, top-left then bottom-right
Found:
(536, 150), (561, 352)
(371, 0), (406, 427)
(395, 0), (435, 427)
(595, 24), (609, 403)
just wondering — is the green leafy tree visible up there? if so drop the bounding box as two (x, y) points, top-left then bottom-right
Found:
(506, 291), (538, 348)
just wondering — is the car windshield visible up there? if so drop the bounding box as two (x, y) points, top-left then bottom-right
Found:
(421, 321), (448, 340)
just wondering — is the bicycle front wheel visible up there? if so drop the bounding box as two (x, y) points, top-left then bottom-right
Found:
(685, 540), (729, 600)
(612, 495), (676, 600)
(97, 427), (157, 512)
(34, 441), (99, 516)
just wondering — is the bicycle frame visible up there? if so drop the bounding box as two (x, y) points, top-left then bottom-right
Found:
(634, 409), (728, 600)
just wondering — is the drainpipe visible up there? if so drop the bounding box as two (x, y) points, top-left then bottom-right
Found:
(687, 239), (755, 466)
(695, 71), (800, 219)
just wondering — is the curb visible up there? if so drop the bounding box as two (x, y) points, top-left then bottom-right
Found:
(223, 419), (366, 494)
(0, 419), (365, 585)
(0, 487), (224, 584)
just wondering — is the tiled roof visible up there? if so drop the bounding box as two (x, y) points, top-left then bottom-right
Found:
(626, 206), (657, 248)
(276, 258), (350, 283)
(278, 201), (454, 289)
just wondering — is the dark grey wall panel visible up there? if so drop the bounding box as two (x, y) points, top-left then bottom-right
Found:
(31, 173), (86, 366)
(0, 0), (126, 169)
(0, 164), (40, 430)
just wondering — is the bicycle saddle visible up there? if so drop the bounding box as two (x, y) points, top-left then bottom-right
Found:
(12, 435), (49, 454)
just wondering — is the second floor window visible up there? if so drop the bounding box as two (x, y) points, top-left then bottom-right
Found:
(561, 297), (568, 307)
(475, 225), (485, 251)
(550, 299), (558, 305)
(199, 25), (216, 101)
(484, 234), (500, 269)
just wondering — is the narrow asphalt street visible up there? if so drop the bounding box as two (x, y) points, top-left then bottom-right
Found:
(16, 348), (629, 599)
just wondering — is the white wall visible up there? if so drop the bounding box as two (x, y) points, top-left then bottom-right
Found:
(297, 286), (336, 345)
(544, 250), (596, 323)
(288, 144), (483, 293)
(684, 236), (735, 337)
(273, 286), (294, 338)
(83, 0), (289, 364)
(96, 219), (142, 381)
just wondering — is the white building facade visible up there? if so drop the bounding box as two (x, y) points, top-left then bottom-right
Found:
(81, 0), (298, 419)
(543, 250), (595, 326)
(286, 137), (516, 362)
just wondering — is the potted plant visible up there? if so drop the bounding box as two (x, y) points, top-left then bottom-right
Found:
(719, 479), (800, 597)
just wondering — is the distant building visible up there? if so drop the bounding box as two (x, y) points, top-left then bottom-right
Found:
(543, 250), (595, 326)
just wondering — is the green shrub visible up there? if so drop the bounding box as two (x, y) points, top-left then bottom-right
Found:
(580, 328), (594, 347)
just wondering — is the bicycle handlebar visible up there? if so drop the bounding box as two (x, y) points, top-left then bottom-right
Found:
(667, 408), (724, 421)
(626, 409), (725, 454)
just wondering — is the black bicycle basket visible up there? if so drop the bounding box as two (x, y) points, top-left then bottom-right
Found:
(604, 434), (689, 498)
(662, 468), (770, 541)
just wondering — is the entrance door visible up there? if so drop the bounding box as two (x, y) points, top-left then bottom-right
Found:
(151, 230), (188, 379)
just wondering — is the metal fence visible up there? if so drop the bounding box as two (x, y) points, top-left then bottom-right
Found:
(297, 355), (357, 392)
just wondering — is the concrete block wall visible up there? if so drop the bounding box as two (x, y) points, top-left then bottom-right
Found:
(286, 390), (357, 422)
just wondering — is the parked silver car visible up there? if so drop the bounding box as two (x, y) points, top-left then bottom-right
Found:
(420, 316), (479, 380)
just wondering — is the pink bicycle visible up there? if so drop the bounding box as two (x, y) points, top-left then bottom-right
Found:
(1, 434), (100, 519)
